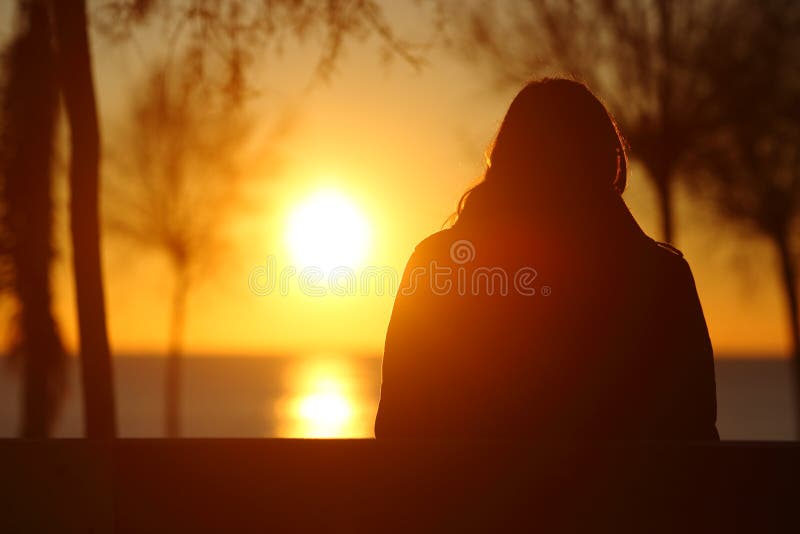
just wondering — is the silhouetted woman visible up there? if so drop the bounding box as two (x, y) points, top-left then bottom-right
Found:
(375, 78), (718, 440)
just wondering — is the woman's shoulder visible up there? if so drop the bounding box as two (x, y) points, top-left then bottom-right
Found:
(648, 238), (687, 264)
(643, 238), (696, 286)
(410, 228), (458, 259)
(653, 240), (684, 259)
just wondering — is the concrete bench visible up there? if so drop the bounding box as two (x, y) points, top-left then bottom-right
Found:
(1, 440), (797, 532)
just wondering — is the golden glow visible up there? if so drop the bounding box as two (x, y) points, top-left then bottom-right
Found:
(286, 188), (371, 271)
(274, 357), (372, 438)
(9, 24), (782, 362)
(296, 389), (353, 437)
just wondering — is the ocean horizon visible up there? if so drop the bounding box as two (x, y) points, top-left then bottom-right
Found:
(0, 354), (795, 440)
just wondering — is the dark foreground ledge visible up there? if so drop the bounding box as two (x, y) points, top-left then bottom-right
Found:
(1, 440), (799, 533)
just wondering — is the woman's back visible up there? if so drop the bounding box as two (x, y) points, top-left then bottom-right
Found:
(374, 78), (718, 440)
(375, 198), (718, 439)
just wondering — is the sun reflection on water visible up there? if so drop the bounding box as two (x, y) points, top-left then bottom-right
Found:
(274, 357), (372, 438)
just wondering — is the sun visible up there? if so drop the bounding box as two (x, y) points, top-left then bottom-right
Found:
(296, 390), (354, 438)
(286, 189), (371, 271)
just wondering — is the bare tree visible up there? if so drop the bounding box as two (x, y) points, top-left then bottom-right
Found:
(438, 0), (737, 244)
(95, 0), (424, 104)
(0, 0), (66, 437)
(106, 61), (256, 437)
(51, 0), (117, 438)
(686, 0), (800, 433)
(97, 0), (422, 437)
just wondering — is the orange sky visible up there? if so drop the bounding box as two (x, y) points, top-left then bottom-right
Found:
(0, 1), (791, 358)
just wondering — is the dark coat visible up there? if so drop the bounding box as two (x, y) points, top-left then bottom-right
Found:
(375, 197), (719, 440)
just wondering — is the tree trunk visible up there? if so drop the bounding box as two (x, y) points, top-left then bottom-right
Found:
(654, 169), (675, 245)
(19, 295), (64, 437)
(165, 266), (189, 437)
(654, 0), (675, 245)
(3, 0), (65, 437)
(51, 0), (117, 438)
(775, 233), (800, 438)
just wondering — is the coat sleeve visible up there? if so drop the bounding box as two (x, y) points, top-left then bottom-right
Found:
(665, 258), (719, 440)
(374, 248), (433, 438)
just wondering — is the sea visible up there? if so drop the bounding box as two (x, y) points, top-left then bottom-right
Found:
(0, 355), (795, 440)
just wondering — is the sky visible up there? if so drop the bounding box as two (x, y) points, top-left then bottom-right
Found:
(0, 1), (791, 359)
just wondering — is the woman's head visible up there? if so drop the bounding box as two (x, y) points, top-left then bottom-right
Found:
(456, 78), (628, 223)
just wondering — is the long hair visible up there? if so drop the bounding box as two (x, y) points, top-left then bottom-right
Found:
(454, 78), (628, 225)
